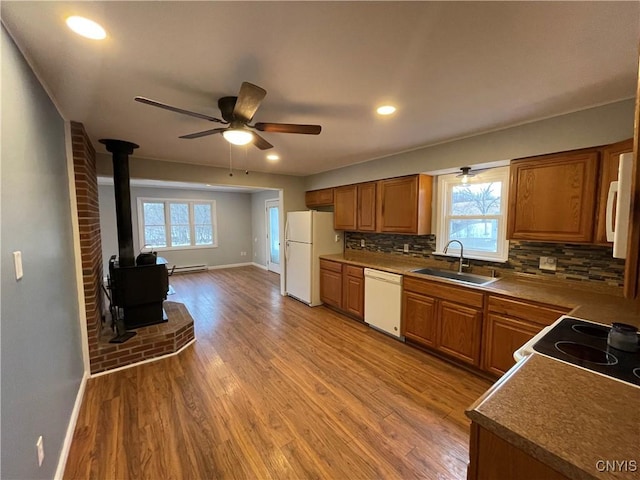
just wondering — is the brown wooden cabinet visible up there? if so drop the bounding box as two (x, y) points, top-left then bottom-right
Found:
(507, 149), (600, 243)
(342, 265), (364, 319)
(468, 423), (571, 480)
(319, 260), (364, 320)
(482, 296), (569, 376)
(357, 182), (377, 231)
(333, 185), (357, 230)
(305, 188), (334, 208)
(402, 276), (484, 366)
(319, 259), (343, 308)
(378, 174), (432, 235)
(595, 138), (633, 244)
(402, 291), (438, 347)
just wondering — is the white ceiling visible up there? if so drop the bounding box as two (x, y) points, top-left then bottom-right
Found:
(2, 1), (639, 177)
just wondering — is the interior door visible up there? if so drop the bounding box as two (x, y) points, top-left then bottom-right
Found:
(266, 199), (281, 274)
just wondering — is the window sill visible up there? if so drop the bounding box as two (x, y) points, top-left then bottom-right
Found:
(142, 244), (219, 252)
(432, 251), (508, 264)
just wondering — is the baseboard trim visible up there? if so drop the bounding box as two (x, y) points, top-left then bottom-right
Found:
(207, 262), (253, 270)
(251, 262), (268, 270)
(90, 338), (196, 378)
(54, 371), (89, 480)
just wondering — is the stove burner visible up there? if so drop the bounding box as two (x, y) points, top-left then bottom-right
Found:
(554, 341), (618, 366)
(634, 368), (640, 380)
(571, 323), (609, 339)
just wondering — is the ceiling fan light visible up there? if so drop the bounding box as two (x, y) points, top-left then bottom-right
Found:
(222, 128), (253, 146)
(456, 166), (475, 184)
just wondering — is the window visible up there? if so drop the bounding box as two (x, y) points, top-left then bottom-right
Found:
(435, 166), (509, 262)
(138, 198), (217, 250)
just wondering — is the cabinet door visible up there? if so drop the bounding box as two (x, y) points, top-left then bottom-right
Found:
(595, 139), (633, 244)
(402, 291), (438, 346)
(482, 313), (541, 376)
(357, 182), (377, 231)
(334, 185), (357, 231)
(320, 268), (342, 308)
(507, 151), (599, 243)
(378, 176), (419, 233)
(305, 188), (334, 208)
(437, 301), (482, 366)
(342, 267), (364, 319)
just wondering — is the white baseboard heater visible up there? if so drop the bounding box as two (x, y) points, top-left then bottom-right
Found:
(171, 264), (207, 274)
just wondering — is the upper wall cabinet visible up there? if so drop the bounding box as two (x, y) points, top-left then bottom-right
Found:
(305, 188), (334, 208)
(594, 138), (633, 245)
(378, 174), (433, 235)
(507, 150), (600, 243)
(357, 182), (377, 231)
(334, 185), (358, 230)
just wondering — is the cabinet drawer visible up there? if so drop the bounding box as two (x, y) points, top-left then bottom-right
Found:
(344, 265), (364, 278)
(487, 296), (568, 326)
(403, 276), (484, 308)
(319, 259), (343, 273)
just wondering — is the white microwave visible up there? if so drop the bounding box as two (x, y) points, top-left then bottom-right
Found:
(606, 152), (633, 259)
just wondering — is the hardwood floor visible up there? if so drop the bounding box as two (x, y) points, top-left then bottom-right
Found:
(64, 266), (491, 480)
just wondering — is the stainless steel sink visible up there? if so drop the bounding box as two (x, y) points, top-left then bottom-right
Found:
(410, 267), (497, 286)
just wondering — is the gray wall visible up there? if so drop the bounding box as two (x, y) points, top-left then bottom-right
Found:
(99, 184), (254, 271)
(251, 190), (280, 267)
(305, 99), (636, 188)
(1, 26), (84, 479)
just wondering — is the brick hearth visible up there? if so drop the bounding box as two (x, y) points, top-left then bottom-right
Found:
(71, 122), (195, 374)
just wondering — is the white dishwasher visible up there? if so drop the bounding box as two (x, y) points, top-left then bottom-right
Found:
(364, 268), (403, 340)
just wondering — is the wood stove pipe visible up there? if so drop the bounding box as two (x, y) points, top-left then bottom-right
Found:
(99, 139), (139, 268)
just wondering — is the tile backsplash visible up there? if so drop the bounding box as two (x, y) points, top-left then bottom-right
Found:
(345, 232), (625, 287)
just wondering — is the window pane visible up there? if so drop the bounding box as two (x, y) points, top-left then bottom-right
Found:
(449, 219), (498, 252)
(171, 225), (191, 246)
(269, 206), (280, 264)
(451, 182), (502, 216)
(170, 203), (189, 225)
(195, 226), (213, 245)
(145, 226), (167, 247)
(144, 202), (165, 225)
(194, 204), (212, 225)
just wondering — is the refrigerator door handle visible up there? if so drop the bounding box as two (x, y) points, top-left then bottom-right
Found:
(605, 181), (618, 242)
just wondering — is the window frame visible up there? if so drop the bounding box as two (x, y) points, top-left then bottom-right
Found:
(137, 197), (218, 251)
(435, 166), (510, 263)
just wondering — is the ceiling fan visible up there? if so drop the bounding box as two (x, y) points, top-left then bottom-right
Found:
(134, 82), (321, 150)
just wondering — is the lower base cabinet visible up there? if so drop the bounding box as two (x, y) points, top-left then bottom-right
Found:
(482, 296), (570, 376)
(468, 423), (570, 480)
(402, 276), (484, 367)
(320, 260), (364, 320)
(319, 260), (343, 309)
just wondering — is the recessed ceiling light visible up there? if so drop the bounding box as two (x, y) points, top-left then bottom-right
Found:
(376, 105), (396, 116)
(266, 154), (280, 161)
(66, 16), (107, 40)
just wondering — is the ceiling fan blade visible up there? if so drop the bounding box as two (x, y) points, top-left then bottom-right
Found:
(179, 127), (227, 139)
(252, 132), (274, 150)
(233, 82), (266, 123)
(135, 96), (226, 123)
(254, 122), (321, 135)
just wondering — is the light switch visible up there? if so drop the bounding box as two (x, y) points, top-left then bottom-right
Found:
(13, 251), (23, 280)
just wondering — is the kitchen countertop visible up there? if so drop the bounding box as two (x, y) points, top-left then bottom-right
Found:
(320, 251), (640, 327)
(465, 354), (640, 480)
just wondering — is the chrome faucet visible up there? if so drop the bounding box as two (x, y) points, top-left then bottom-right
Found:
(444, 240), (465, 273)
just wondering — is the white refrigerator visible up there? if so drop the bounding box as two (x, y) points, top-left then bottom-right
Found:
(285, 211), (344, 306)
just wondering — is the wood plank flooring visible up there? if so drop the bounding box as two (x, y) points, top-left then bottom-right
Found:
(64, 266), (491, 480)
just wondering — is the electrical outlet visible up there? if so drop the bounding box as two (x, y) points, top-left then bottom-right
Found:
(36, 436), (44, 467)
(539, 256), (557, 271)
(334, 234), (341, 242)
(403, 244), (410, 253)
(360, 239), (365, 247)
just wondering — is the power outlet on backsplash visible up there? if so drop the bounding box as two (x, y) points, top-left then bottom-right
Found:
(539, 256), (557, 272)
(403, 244), (409, 253)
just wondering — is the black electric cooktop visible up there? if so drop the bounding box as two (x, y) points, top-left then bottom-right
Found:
(533, 316), (640, 387)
